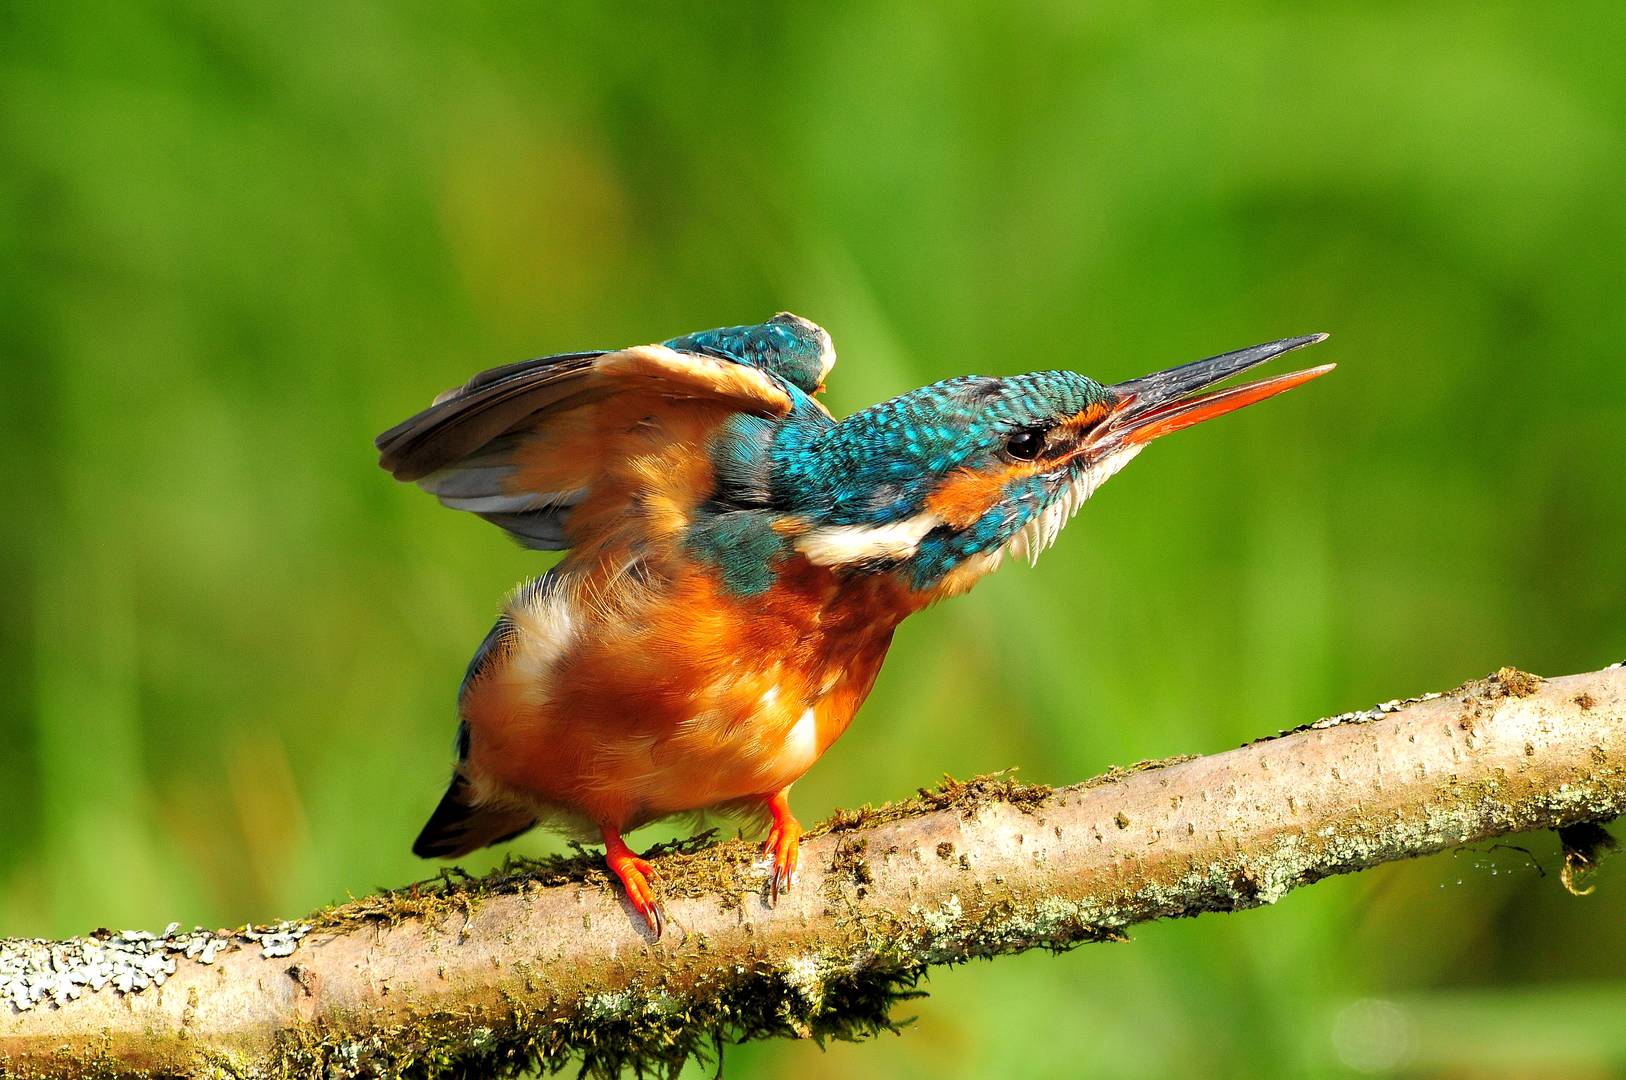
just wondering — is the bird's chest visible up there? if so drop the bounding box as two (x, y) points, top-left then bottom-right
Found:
(468, 553), (921, 819)
(507, 556), (913, 809)
(641, 560), (915, 791)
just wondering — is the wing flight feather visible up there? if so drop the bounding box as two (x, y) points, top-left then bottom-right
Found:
(376, 344), (794, 550)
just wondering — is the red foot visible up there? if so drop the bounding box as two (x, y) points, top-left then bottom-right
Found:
(762, 790), (803, 905)
(602, 829), (663, 938)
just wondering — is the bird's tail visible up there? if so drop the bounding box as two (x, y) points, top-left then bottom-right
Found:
(412, 772), (537, 859)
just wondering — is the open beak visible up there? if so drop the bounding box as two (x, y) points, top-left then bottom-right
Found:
(1100, 334), (1333, 446)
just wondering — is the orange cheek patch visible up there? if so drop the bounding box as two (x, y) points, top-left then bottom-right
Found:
(926, 466), (1020, 528)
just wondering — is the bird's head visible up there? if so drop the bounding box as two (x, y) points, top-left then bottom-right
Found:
(779, 335), (1332, 595)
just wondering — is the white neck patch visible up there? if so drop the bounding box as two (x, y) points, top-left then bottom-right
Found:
(796, 510), (942, 566)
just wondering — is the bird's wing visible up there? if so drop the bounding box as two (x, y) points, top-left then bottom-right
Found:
(375, 345), (794, 550)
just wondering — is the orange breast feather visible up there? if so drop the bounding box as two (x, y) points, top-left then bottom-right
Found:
(461, 548), (921, 833)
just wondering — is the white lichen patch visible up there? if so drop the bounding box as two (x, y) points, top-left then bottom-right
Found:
(581, 990), (635, 1022)
(781, 953), (826, 1010)
(641, 991), (683, 1018)
(905, 890), (1129, 966)
(332, 1041), (366, 1072)
(913, 894), (964, 936)
(0, 921), (311, 1011)
(1023, 895), (1108, 936)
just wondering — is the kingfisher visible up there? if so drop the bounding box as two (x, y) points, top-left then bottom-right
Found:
(376, 312), (1331, 936)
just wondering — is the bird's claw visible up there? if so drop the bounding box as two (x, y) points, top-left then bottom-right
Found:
(607, 850), (664, 938)
(762, 816), (803, 906)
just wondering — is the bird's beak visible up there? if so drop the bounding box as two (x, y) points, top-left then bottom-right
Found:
(1100, 334), (1333, 446)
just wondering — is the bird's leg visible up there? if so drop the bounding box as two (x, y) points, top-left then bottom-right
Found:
(761, 788), (803, 904)
(601, 824), (662, 938)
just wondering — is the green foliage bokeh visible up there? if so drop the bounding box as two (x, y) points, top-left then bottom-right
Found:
(3, 4), (1625, 1076)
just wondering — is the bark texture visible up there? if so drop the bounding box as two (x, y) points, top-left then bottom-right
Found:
(2, 665), (1622, 1078)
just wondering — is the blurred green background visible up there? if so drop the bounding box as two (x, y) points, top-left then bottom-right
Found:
(3, 3), (1625, 1076)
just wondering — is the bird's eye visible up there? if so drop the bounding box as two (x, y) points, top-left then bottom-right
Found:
(1005, 428), (1047, 461)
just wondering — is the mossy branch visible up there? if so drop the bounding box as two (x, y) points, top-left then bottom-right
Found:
(3, 665), (1623, 1079)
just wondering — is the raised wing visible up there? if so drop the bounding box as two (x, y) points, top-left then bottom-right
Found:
(376, 344), (794, 549)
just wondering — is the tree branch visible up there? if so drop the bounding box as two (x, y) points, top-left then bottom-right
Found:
(3, 665), (1623, 1078)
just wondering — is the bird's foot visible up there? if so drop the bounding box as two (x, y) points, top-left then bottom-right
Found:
(762, 801), (803, 905)
(603, 835), (663, 938)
